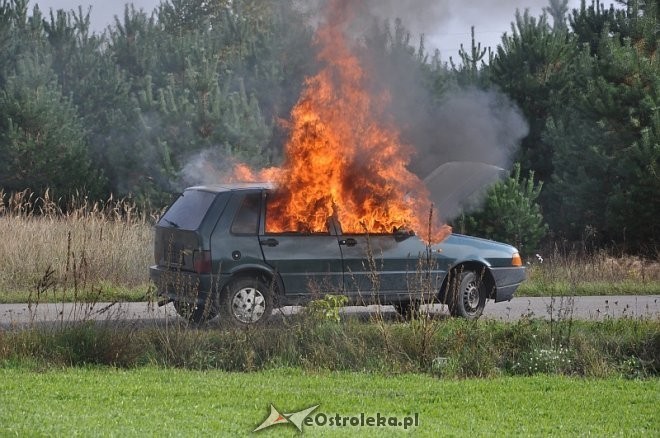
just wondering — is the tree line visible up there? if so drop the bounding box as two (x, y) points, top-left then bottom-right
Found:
(0, 0), (657, 254)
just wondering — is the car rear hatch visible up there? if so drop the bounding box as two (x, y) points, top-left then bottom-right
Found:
(154, 189), (222, 274)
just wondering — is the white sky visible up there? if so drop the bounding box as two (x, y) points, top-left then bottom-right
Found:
(33, 0), (586, 61)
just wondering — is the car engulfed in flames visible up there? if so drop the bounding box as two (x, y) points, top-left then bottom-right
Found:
(149, 184), (526, 325)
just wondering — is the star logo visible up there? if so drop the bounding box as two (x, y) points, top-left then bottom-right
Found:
(254, 404), (319, 432)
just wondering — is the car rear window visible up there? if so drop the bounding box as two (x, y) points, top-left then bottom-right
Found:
(160, 190), (217, 230)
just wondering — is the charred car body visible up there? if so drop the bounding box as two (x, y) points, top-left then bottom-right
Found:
(150, 184), (526, 324)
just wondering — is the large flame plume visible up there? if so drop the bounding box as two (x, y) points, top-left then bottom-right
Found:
(235, 0), (451, 242)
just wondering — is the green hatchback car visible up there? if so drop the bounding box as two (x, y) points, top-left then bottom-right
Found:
(150, 183), (526, 324)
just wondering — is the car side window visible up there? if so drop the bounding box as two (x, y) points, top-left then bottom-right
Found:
(231, 194), (261, 235)
(264, 194), (330, 235)
(264, 218), (331, 235)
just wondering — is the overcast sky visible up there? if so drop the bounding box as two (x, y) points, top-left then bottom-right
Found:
(34, 0), (586, 61)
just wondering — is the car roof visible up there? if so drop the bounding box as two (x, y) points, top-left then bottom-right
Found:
(186, 182), (275, 192)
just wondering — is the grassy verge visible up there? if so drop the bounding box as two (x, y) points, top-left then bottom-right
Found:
(2, 317), (657, 378)
(519, 250), (660, 296)
(2, 282), (658, 303)
(0, 284), (150, 304)
(0, 367), (657, 436)
(518, 280), (660, 297)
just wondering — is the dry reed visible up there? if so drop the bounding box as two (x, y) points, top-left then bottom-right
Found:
(0, 189), (153, 297)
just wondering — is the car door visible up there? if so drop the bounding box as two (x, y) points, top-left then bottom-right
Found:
(258, 193), (344, 299)
(338, 228), (445, 302)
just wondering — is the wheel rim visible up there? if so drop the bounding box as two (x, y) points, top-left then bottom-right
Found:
(231, 286), (266, 323)
(462, 279), (480, 314)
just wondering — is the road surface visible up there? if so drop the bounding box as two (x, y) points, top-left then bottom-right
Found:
(1, 295), (658, 327)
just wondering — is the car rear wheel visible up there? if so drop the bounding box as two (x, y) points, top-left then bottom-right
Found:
(173, 301), (217, 324)
(447, 270), (486, 319)
(219, 277), (274, 325)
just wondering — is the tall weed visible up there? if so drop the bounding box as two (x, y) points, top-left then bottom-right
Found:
(0, 189), (152, 299)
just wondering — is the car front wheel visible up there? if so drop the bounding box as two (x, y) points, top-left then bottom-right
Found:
(219, 277), (273, 325)
(447, 270), (486, 319)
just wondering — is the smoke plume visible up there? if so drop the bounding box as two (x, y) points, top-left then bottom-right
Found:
(179, 147), (239, 188)
(307, 0), (529, 175)
(410, 88), (528, 178)
(181, 0), (531, 223)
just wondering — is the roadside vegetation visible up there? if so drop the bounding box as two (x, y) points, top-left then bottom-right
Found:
(0, 190), (152, 303)
(1, 280), (658, 434)
(520, 249), (660, 296)
(1, 307), (658, 379)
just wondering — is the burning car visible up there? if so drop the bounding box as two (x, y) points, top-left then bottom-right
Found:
(149, 183), (526, 324)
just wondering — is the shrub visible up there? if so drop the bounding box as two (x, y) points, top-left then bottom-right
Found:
(305, 295), (349, 323)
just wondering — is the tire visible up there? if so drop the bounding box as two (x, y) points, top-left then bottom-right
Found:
(218, 277), (274, 325)
(173, 300), (217, 324)
(446, 269), (486, 319)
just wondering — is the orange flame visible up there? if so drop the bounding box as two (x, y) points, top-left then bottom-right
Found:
(234, 0), (450, 242)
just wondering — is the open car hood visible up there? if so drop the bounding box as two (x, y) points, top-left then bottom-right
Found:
(423, 161), (507, 221)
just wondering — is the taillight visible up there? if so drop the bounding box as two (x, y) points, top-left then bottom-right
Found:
(512, 252), (523, 267)
(193, 250), (212, 274)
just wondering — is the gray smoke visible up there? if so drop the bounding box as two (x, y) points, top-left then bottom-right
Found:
(397, 85), (528, 221)
(298, 0), (531, 175)
(411, 88), (528, 178)
(362, 0), (552, 31)
(325, 0), (531, 218)
(291, 0), (557, 57)
(178, 0), (531, 220)
(178, 147), (237, 189)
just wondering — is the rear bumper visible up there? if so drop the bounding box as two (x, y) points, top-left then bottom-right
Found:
(149, 265), (222, 305)
(490, 266), (527, 302)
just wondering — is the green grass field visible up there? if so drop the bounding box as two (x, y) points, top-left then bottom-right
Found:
(0, 367), (657, 436)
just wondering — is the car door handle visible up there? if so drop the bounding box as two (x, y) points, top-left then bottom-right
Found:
(260, 238), (279, 247)
(339, 238), (357, 247)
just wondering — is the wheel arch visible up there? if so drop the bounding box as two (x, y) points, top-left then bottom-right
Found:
(438, 260), (496, 302)
(224, 265), (284, 298)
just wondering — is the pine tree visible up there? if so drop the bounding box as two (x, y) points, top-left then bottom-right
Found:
(570, 0), (627, 55)
(546, 0), (659, 250)
(490, 10), (575, 185)
(0, 55), (102, 195)
(454, 163), (548, 255)
(450, 26), (489, 87)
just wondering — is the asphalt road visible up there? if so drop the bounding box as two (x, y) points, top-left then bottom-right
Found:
(1, 295), (658, 327)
